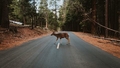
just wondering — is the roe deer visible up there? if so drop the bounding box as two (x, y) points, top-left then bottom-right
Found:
(51, 32), (70, 44)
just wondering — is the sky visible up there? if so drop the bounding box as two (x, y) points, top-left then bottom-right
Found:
(35, 0), (64, 11)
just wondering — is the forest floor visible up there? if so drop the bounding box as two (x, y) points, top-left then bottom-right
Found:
(74, 32), (120, 58)
(0, 24), (51, 50)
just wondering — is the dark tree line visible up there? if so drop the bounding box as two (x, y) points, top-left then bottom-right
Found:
(62, 0), (120, 38)
(96, 0), (120, 37)
(62, 0), (83, 31)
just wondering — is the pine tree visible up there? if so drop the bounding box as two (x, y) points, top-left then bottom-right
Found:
(39, 0), (49, 29)
(0, 0), (9, 28)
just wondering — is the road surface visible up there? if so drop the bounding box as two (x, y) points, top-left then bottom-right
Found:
(0, 32), (120, 68)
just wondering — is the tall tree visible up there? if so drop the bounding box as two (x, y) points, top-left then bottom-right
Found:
(62, 0), (69, 23)
(49, 0), (61, 30)
(19, 0), (33, 25)
(91, 0), (96, 34)
(30, 0), (37, 29)
(105, 0), (108, 37)
(58, 0), (69, 28)
(39, 0), (49, 29)
(0, 0), (9, 28)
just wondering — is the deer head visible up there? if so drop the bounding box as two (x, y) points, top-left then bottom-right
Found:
(51, 32), (55, 36)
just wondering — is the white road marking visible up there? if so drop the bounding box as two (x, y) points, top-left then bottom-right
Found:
(57, 43), (60, 49)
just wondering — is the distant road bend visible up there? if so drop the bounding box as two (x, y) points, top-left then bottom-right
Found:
(0, 32), (120, 68)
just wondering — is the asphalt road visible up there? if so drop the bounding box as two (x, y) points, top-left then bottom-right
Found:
(0, 32), (120, 68)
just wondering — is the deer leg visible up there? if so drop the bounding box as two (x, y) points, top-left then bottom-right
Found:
(66, 37), (70, 44)
(60, 38), (62, 44)
(54, 38), (58, 44)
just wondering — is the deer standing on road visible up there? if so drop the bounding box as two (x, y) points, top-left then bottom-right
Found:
(51, 32), (70, 44)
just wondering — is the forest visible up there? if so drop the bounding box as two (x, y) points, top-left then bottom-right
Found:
(0, 0), (120, 38)
(63, 0), (120, 38)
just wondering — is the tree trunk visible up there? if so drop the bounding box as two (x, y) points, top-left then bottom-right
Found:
(0, 0), (9, 28)
(30, 14), (34, 29)
(31, 16), (34, 29)
(22, 17), (25, 25)
(91, 0), (96, 35)
(0, 0), (2, 25)
(105, 0), (108, 37)
(118, 13), (120, 39)
(35, 16), (37, 27)
(45, 12), (48, 29)
(118, 0), (120, 38)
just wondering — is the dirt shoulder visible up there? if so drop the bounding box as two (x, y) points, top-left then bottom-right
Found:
(0, 27), (51, 50)
(73, 32), (120, 58)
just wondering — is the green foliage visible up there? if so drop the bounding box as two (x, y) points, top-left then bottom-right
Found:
(9, 0), (36, 21)
(9, 0), (21, 19)
(62, 0), (84, 31)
